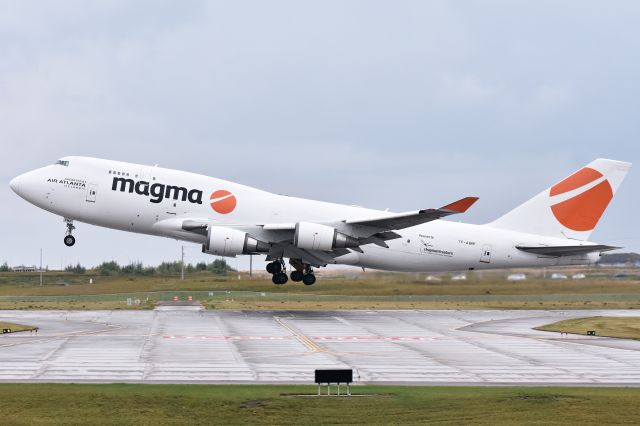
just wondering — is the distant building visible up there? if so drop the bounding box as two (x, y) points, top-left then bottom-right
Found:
(451, 274), (467, 281)
(12, 265), (39, 272)
(571, 273), (586, 280)
(507, 273), (526, 281)
(425, 275), (442, 282)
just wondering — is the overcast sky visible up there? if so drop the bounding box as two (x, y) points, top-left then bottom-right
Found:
(1, 1), (638, 270)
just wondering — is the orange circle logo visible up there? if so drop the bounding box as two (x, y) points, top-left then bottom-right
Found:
(549, 167), (613, 231)
(210, 190), (236, 214)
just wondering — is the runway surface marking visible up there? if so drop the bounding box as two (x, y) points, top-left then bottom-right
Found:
(1, 310), (640, 385)
(314, 336), (440, 341)
(163, 336), (289, 340)
(160, 335), (447, 341)
(273, 316), (325, 353)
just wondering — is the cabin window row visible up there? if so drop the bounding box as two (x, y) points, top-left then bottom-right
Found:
(108, 170), (134, 177)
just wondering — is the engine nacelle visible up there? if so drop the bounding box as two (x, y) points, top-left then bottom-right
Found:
(203, 226), (270, 257)
(294, 222), (359, 251)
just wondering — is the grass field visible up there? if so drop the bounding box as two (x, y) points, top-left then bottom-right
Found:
(536, 316), (640, 340)
(2, 268), (639, 297)
(0, 384), (638, 425)
(0, 321), (36, 332)
(0, 269), (638, 310)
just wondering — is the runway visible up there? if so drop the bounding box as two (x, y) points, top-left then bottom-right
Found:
(1, 309), (639, 385)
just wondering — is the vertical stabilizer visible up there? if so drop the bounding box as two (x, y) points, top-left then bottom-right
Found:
(488, 159), (631, 240)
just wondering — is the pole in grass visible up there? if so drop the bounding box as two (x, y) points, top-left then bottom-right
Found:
(181, 245), (185, 280)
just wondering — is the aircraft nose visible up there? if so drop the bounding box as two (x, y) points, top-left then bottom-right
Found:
(9, 174), (23, 194)
(10, 169), (48, 206)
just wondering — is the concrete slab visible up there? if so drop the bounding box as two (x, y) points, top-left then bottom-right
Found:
(0, 309), (638, 385)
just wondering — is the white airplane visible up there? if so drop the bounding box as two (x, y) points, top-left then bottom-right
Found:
(10, 157), (631, 285)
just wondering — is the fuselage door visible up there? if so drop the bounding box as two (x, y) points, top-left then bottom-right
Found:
(480, 245), (492, 263)
(86, 184), (97, 203)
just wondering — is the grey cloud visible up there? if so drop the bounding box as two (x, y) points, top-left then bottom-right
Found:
(1, 0), (638, 269)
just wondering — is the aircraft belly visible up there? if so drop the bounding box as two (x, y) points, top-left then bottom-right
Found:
(338, 245), (471, 273)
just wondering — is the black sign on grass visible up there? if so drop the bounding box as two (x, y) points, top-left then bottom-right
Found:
(315, 369), (353, 384)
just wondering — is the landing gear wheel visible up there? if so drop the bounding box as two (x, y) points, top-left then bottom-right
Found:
(63, 235), (76, 247)
(272, 272), (288, 285)
(63, 218), (76, 247)
(302, 274), (316, 286)
(290, 270), (304, 282)
(266, 261), (282, 274)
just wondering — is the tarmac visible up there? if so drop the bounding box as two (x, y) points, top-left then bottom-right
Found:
(1, 308), (639, 385)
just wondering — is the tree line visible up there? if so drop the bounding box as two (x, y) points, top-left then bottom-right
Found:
(62, 259), (236, 276)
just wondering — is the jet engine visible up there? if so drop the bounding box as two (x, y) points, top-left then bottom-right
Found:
(294, 222), (359, 251)
(203, 226), (270, 257)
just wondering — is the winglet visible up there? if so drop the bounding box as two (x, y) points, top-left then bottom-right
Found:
(440, 197), (479, 213)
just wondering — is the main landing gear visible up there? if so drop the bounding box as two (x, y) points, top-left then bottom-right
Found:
(267, 260), (288, 285)
(302, 272), (316, 286)
(267, 259), (316, 286)
(63, 219), (76, 247)
(297, 264), (316, 286)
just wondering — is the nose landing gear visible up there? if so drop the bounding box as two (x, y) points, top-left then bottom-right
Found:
(63, 219), (76, 247)
(64, 235), (76, 247)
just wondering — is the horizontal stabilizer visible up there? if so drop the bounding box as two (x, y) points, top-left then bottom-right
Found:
(516, 244), (619, 257)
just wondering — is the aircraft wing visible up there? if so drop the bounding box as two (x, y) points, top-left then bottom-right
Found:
(157, 196), (479, 266)
(343, 197), (478, 231)
(257, 196), (478, 236)
(516, 244), (619, 257)
(168, 196), (478, 239)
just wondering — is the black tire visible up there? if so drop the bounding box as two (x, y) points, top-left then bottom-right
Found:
(266, 263), (275, 274)
(64, 235), (75, 247)
(290, 270), (304, 282)
(272, 262), (282, 274)
(302, 274), (316, 286)
(272, 272), (288, 285)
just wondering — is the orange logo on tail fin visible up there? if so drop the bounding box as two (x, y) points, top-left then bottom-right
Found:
(549, 167), (613, 231)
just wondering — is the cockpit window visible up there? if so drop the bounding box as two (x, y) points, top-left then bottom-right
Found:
(55, 160), (69, 167)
